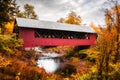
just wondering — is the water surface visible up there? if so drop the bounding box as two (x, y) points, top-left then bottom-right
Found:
(37, 52), (61, 73)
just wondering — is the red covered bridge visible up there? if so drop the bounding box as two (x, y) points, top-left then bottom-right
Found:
(16, 18), (96, 48)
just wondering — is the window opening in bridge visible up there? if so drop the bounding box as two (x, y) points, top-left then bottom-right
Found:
(35, 29), (89, 39)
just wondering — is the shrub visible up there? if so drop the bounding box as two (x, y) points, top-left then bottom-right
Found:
(0, 36), (23, 56)
(108, 63), (120, 80)
(77, 52), (87, 59)
(0, 56), (11, 68)
(77, 67), (98, 80)
(0, 57), (46, 80)
(78, 49), (97, 63)
(86, 53), (96, 63)
(65, 50), (75, 58)
(22, 49), (36, 59)
(58, 64), (76, 77)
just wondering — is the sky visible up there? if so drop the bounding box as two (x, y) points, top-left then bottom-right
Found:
(16, 0), (120, 26)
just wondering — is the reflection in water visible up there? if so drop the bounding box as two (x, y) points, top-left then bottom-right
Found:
(37, 52), (61, 73)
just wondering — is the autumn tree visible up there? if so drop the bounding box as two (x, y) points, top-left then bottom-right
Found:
(91, 1), (120, 80)
(108, 4), (120, 64)
(57, 18), (65, 23)
(57, 11), (82, 25)
(0, 0), (19, 34)
(103, 1), (120, 64)
(17, 4), (38, 20)
(95, 27), (116, 80)
(17, 11), (25, 18)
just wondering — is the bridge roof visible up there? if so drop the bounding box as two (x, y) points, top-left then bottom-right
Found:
(16, 18), (96, 33)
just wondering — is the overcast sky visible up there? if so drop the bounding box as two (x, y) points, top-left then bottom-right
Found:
(16, 0), (120, 26)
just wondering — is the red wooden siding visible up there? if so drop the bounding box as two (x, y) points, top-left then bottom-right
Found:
(19, 28), (96, 47)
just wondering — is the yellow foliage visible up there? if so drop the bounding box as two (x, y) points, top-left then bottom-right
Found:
(0, 56), (11, 68)
(4, 21), (14, 34)
(90, 22), (107, 34)
(0, 36), (23, 56)
(64, 16), (81, 25)
(92, 5), (120, 79)
(64, 12), (82, 25)
(57, 11), (82, 25)
(85, 48), (99, 58)
(46, 46), (74, 55)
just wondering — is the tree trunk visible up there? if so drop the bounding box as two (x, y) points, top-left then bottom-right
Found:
(97, 54), (104, 80)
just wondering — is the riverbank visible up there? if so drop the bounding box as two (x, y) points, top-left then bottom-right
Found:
(0, 49), (48, 80)
(0, 45), (94, 80)
(44, 46), (75, 55)
(36, 46), (93, 77)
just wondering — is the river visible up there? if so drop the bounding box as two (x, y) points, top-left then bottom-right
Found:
(37, 52), (62, 73)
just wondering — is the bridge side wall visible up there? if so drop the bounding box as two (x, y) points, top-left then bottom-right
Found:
(19, 28), (96, 47)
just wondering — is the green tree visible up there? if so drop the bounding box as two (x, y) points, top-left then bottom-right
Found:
(17, 4), (38, 20)
(0, 0), (18, 34)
